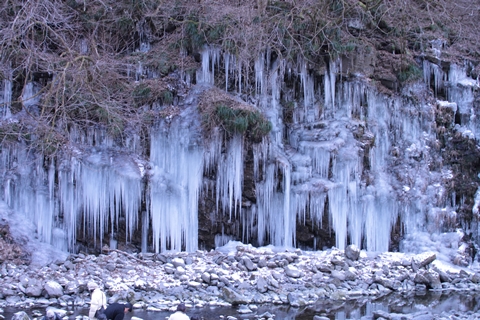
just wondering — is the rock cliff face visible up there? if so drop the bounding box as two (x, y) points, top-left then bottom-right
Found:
(0, 0), (479, 260)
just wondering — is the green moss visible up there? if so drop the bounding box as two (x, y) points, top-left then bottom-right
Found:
(132, 83), (151, 104)
(160, 90), (174, 105)
(344, 41), (357, 52)
(184, 18), (205, 52)
(94, 107), (125, 136)
(213, 104), (272, 142)
(330, 0), (344, 14)
(155, 56), (175, 76)
(397, 64), (422, 83)
(206, 22), (226, 43)
(132, 83), (175, 106)
(182, 16), (229, 51)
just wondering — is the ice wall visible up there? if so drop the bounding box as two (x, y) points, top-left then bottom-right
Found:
(200, 47), (476, 252)
(0, 125), (144, 252)
(0, 46), (478, 256)
(0, 144), (56, 245)
(200, 45), (400, 251)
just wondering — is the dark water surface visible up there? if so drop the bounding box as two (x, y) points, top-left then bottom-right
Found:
(3, 291), (480, 320)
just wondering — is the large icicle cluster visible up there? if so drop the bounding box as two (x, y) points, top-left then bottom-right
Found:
(197, 46), (479, 253)
(0, 135), (143, 252)
(149, 114), (203, 253)
(0, 44), (479, 255)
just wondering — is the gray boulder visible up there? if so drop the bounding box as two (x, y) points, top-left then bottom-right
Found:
(25, 284), (43, 297)
(11, 311), (30, 320)
(345, 244), (360, 261)
(222, 287), (251, 305)
(44, 280), (63, 297)
(285, 265), (302, 278)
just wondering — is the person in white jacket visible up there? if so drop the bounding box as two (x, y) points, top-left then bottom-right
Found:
(168, 303), (190, 320)
(88, 281), (107, 320)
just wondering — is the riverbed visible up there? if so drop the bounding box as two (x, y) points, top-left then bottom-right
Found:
(3, 291), (480, 320)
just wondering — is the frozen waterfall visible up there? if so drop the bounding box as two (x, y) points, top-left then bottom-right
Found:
(0, 47), (479, 255)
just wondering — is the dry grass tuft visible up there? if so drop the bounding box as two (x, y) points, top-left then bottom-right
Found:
(198, 87), (255, 114)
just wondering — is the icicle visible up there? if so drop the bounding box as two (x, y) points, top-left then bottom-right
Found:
(282, 163), (294, 247)
(196, 46), (221, 85)
(290, 152), (312, 184)
(137, 19), (152, 52)
(141, 211), (149, 252)
(0, 145), (57, 246)
(440, 62), (480, 156)
(0, 40), (466, 259)
(422, 60), (444, 95)
(448, 64), (462, 84)
(113, 155), (142, 243)
(347, 179), (362, 247)
(22, 82), (40, 113)
(109, 237), (117, 249)
(324, 59), (339, 118)
(204, 128), (222, 174)
(58, 157), (79, 251)
(293, 190), (308, 225)
(338, 81), (366, 119)
(136, 61), (145, 82)
(80, 38), (89, 54)
(299, 141), (330, 178)
(237, 59), (242, 94)
(328, 155), (354, 250)
(224, 53), (230, 91)
(300, 62), (317, 122)
(35, 157), (54, 245)
(258, 58), (284, 145)
(61, 150), (143, 250)
(253, 146), (296, 248)
(242, 205), (256, 243)
(473, 188), (480, 244)
(367, 91), (390, 171)
(255, 54), (265, 96)
(255, 162), (275, 246)
(216, 134), (243, 219)
(198, 47), (211, 84)
(447, 64), (475, 135)
(309, 186), (326, 228)
(1, 68), (12, 118)
(149, 115), (203, 252)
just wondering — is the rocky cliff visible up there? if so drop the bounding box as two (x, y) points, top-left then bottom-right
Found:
(0, 0), (480, 261)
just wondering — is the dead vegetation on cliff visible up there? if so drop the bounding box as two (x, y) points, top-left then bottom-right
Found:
(0, 223), (30, 264)
(0, 0), (479, 154)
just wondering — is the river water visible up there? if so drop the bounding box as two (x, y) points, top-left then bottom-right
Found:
(3, 291), (480, 320)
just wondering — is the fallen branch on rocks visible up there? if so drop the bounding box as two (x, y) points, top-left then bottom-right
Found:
(101, 246), (150, 266)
